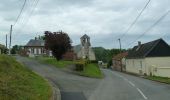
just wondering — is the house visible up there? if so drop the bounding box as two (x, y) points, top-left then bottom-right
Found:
(62, 47), (77, 61)
(24, 37), (75, 60)
(73, 34), (96, 61)
(24, 37), (50, 57)
(0, 44), (7, 54)
(126, 38), (170, 77)
(112, 52), (128, 71)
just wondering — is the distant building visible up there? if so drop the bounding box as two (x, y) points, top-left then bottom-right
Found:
(126, 38), (170, 77)
(24, 37), (75, 60)
(74, 34), (96, 61)
(24, 37), (50, 57)
(0, 44), (7, 54)
(112, 52), (128, 71)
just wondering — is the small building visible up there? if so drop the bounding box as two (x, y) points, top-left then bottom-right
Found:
(0, 44), (7, 54)
(112, 52), (128, 71)
(24, 37), (48, 57)
(24, 37), (75, 60)
(126, 38), (170, 77)
(62, 49), (77, 61)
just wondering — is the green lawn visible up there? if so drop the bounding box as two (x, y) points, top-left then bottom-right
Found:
(36, 57), (103, 78)
(0, 55), (52, 100)
(37, 57), (73, 68)
(145, 76), (170, 84)
(79, 63), (103, 78)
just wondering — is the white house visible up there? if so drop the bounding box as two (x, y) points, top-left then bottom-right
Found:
(126, 38), (170, 77)
(24, 37), (52, 57)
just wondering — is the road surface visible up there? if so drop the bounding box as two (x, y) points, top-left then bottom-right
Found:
(16, 56), (170, 100)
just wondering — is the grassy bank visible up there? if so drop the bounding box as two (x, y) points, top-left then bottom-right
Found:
(0, 55), (52, 100)
(37, 57), (73, 68)
(145, 76), (170, 84)
(78, 63), (103, 78)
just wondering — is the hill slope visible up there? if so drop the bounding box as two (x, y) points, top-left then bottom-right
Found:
(0, 55), (52, 100)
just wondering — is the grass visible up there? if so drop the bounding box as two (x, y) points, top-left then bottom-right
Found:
(145, 76), (170, 84)
(37, 57), (73, 68)
(0, 55), (52, 100)
(78, 63), (103, 78)
(36, 57), (103, 78)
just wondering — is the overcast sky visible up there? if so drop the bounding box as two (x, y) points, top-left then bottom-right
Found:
(0, 0), (170, 49)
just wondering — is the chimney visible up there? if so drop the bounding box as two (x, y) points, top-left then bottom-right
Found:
(138, 41), (141, 47)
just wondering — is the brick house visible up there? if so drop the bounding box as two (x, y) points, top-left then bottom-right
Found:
(112, 52), (128, 71)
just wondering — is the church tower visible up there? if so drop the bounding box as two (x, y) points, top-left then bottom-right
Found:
(80, 34), (91, 59)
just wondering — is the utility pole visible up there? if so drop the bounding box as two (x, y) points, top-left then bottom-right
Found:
(6, 34), (7, 48)
(9, 25), (13, 55)
(118, 38), (122, 53)
(118, 38), (123, 72)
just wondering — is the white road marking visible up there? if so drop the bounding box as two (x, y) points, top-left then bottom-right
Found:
(128, 81), (135, 87)
(137, 88), (148, 100)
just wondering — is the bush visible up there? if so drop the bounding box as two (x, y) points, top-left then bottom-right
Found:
(90, 60), (98, 63)
(75, 63), (84, 71)
(75, 59), (87, 71)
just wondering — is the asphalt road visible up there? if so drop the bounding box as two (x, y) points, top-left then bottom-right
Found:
(16, 56), (170, 100)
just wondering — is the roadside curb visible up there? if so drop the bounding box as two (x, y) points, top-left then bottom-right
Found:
(49, 81), (61, 100)
(143, 77), (170, 85)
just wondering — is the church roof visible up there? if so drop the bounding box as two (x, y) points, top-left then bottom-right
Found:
(80, 34), (90, 39)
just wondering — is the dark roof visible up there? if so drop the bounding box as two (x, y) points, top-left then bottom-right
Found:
(25, 39), (44, 47)
(127, 38), (170, 58)
(73, 44), (81, 53)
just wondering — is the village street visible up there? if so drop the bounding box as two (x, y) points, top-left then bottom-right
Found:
(16, 56), (170, 100)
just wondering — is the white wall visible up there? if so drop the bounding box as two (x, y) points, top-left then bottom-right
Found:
(145, 57), (170, 77)
(126, 57), (170, 77)
(126, 58), (146, 75)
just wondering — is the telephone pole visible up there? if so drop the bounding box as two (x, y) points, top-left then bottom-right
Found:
(118, 38), (122, 53)
(9, 25), (13, 55)
(118, 38), (123, 72)
(6, 34), (7, 48)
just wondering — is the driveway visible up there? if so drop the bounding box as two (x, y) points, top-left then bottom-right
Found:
(16, 56), (170, 100)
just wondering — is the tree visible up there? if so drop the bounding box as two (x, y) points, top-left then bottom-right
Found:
(11, 45), (22, 54)
(44, 31), (72, 60)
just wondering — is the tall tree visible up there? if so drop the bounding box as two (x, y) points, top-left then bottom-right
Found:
(44, 31), (72, 60)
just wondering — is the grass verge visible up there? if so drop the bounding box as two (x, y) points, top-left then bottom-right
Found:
(0, 55), (52, 100)
(78, 63), (103, 78)
(36, 57), (73, 68)
(145, 76), (170, 84)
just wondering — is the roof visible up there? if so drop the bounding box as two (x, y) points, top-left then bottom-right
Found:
(127, 38), (170, 58)
(113, 52), (128, 60)
(25, 39), (44, 47)
(73, 44), (81, 53)
(80, 34), (90, 39)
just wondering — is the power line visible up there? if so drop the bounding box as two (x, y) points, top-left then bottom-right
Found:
(119, 0), (151, 39)
(127, 10), (170, 47)
(17, 0), (40, 33)
(13, 0), (27, 26)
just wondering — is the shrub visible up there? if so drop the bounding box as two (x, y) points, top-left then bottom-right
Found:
(75, 59), (87, 71)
